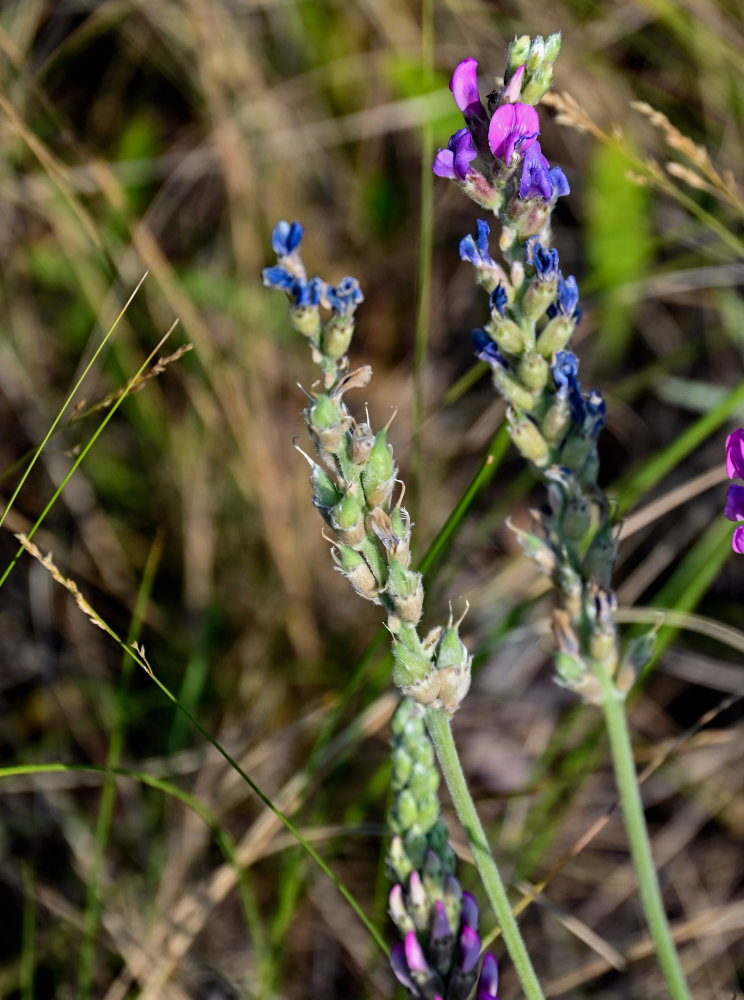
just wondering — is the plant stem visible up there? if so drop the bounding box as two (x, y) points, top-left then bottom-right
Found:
(425, 707), (546, 1000)
(595, 661), (692, 1000)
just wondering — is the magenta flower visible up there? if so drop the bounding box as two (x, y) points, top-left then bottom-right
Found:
(500, 63), (525, 104)
(725, 484), (744, 554)
(726, 428), (744, 479)
(488, 102), (539, 163)
(450, 57), (484, 116)
(432, 127), (478, 181)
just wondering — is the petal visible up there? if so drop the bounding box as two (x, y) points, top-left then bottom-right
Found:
(450, 57), (481, 112)
(724, 484), (744, 522)
(726, 428), (744, 479)
(488, 102), (539, 161)
(476, 953), (499, 1000)
(733, 524), (744, 554)
(432, 148), (457, 179)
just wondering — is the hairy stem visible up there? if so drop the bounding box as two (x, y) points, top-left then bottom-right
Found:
(425, 707), (546, 1000)
(595, 661), (692, 1000)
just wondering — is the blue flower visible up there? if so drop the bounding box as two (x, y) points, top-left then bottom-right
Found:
(519, 141), (570, 202)
(552, 351), (605, 438)
(459, 219), (493, 268)
(327, 275), (364, 315)
(489, 283), (508, 317)
(548, 274), (581, 322)
(525, 237), (559, 281)
(262, 265), (322, 308)
(473, 328), (505, 367)
(271, 220), (304, 258)
(432, 128), (478, 181)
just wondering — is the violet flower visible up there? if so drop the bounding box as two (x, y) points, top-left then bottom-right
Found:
(526, 236), (559, 281)
(473, 328), (506, 367)
(726, 428), (744, 480)
(476, 953), (499, 1000)
(519, 140), (570, 201)
(488, 102), (539, 163)
(548, 273), (581, 322)
(432, 127), (478, 181)
(450, 57), (484, 118)
(459, 219), (494, 268)
(724, 483), (744, 554)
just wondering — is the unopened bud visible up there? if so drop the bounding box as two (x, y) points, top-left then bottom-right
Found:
(392, 622), (432, 689)
(536, 315), (574, 357)
(387, 835), (412, 883)
(508, 409), (549, 465)
(332, 544), (380, 603)
(519, 350), (550, 390)
(523, 275), (558, 322)
(331, 491), (365, 546)
(487, 317), (527, 355)
(544, 31), (562, 63)
(387, 558), (424, 625)
(389, 884), (415, 935)
(526, 36), (545, 74)
(506, 35), (531, 76)
(362, 426), (397, 507)
(492, 367), (537, 411)
(310, 462), (341, 522)
(563, 495), (591, 542)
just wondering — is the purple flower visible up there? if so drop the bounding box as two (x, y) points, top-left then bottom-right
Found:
(519, 141), (570, 201)
(726, 484), (744, 554)
(500, 63), (525, 104)
(450, 57), (484, 117)
(433, 128), (478, 181)
(457, 923), (481, 974)
(271, 219), (303, 258)
(726, 428), (744, 479)
(488, 102), (539, 163)
(476, 953), (499, 1000)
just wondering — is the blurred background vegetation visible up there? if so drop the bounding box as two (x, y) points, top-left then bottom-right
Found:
(0, 0), (743, 997)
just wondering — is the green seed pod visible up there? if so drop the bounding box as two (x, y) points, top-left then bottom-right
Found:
(362, 426), (397, 507)
(288, 304), (321, 338)
(536, 315), (574, 357)
(321, 313), (354, 359)
(492, 367), (537, 411)
(541, 395), (571, 444)
(310, 462), (341, 522)
(331, 544), (380, 603)
(563, 495), (591, 542)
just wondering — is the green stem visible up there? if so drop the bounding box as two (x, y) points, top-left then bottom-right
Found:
(424, 707), (545, 1000)
(595, 661), (692, 1000)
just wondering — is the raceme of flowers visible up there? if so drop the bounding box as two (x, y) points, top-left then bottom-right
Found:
(724, 428), (744, 554)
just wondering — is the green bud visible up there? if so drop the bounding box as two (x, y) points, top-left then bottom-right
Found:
(393, 789), (418, 833)
(521, 67), (555, 105)
(403, 830), (427, 872)
(288, 304), (321, 338)
(408, 734), (435, 769)
(387, 834), (412, 883)
(509, 520), (556, 575)
(321, 313), (354, 358)
(526, 36), (545, 74)
(508, 409), (549, 466)
(310, 462), (341, 521)
(332, 544), (380, 603)
(541, 396), (571, 444)
(554, 649), (587, 685)
(523, 276), (558, 322)
(563, 495), (591, 542)
(331, 491), (365, 546)
(506, 35), (531, 76)
(486, 317), (526, 355)
(362, 427), (396, 507)
(392, 622), (432, 688)
(391, 746), (413, 792)
(536, 315), (574, 357)
(408, 761), (440, 800)
(582, 522), (617, 589)
(492, 367), (537, 411)
(544, 31), (562, 63)
(620, 630), (656, 686)
(386, 558), (424, 625)
(518, 350), (550, 390)
(416, 793), (441, 837)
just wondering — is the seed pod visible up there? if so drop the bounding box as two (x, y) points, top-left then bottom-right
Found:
(362, 426), (397, 507)
(387, 558), (424, 625)
(518, 350), (550, 390)
(331, 544), (380, 603)
(322, 313), (354, 358)
(536, 314), (574, 357)
(331, 491), (365, 546)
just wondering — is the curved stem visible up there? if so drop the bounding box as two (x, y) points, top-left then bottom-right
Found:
(595, 661), (692, 1000)
(425, 707), (546, 1000)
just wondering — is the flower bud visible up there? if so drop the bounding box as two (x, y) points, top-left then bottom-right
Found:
(617, 629), (656, 692)
(429, 901), (455, 975)
(331, 490), (365, 546)
(492, 367), (537, 411)
(508, 409), (549, 466)
(563, 495), (591, 542)
(541, 395), (571, 444)
(582, 522), (618, 590)
(389, 884), (415, 935)
(331, 544), (380, 603)
(310, 462), (341, 522)
(536, 314), (574, 357)
(362, 426), (397, 507)
(387, 558), (424, 625)
(392, 622), (433, 689)
(387, 834), (412, 883)
(408, 870), (430, 930)
(526, 36), (545, 74)
(506, 35), (531, 76)
(508, 518), (556, 575)
(486, 316), (527, 355)
(408, 760), (440, 800)
(523, 275), (558, 322)
(432, 623), (472, 713)
(544, 31), (562, 63)
(391, 745), (413, 792)
(518, 350), (550, 390)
